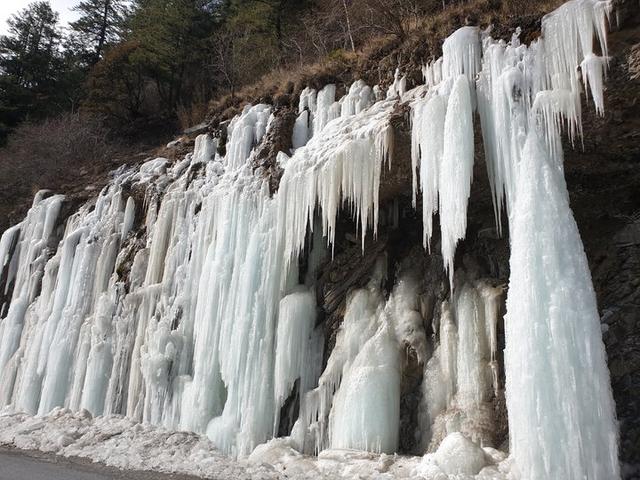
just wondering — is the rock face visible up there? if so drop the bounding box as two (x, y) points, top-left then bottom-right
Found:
(251, 107), (297, 194)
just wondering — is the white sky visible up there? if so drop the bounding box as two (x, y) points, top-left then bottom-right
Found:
(0, 0), (79, 34)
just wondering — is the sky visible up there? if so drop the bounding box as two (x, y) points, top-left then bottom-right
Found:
(0, 0), (79, 35)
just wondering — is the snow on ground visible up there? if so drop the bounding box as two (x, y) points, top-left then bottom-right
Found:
(0, 408), (513, 479)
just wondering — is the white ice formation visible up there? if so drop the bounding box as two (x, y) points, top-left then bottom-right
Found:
(0, 0), (620, 479)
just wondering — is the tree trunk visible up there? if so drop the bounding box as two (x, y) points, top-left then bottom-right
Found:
(95, 0), (111, 64)
(341, 0), (355, 52)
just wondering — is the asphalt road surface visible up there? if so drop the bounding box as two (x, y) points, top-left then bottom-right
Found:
(0, 448), (207, 480)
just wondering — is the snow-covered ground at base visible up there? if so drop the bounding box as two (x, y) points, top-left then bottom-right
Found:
(0, 408), (514, 479)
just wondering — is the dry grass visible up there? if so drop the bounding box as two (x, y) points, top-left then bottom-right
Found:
(177, 101), (211, 131)
(206, 0), (566, 124)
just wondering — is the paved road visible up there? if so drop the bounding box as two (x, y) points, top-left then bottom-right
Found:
(0, 448), (206, 480)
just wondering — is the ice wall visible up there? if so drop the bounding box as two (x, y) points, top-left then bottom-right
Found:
(0, 0), (621, 477)
(0, 86), (398, 458)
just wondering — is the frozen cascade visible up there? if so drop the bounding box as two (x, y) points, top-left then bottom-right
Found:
(273, 288), (319, 434)
(292, 262), (429, 455)
(504, 129), (619, 479)
(292, 262), (387, 454)
(329, 321), (401, 453)
(0, 76), (397, 459)
(418, 281), (502, 452)
(441, 26), (481, 84)
(0, 193), (64, 403)
(0, 0), (621, 477)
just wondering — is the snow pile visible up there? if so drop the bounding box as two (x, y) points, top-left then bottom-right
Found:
(0, 409), (515, 479)
(432, 432), (487, 475)
(0, 409), (263, 479)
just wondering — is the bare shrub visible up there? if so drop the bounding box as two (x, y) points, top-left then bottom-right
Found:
(177, 101), (210, 131)
(0, 112), (123, 229)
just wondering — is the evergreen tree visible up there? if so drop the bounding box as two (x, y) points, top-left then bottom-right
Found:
(0, 1), (64, 143)
(0, 2), (61, 88)
(69, 0), (129, 65)
(126, 0), (221, 110)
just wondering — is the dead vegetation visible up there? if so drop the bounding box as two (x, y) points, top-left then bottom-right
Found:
(206, 0), (565, 124)
(0, 113), (145, 231)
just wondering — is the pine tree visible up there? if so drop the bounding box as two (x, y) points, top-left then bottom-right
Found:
(0, 1), (64, 143)
(0, 2), (61, 88)
(126, 0), (221, 109)
(69, 0), (129, 65)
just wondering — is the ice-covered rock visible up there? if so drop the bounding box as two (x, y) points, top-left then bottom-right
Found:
(433, 433), (486, 475)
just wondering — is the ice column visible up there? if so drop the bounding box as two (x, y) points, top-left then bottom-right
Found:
(504, 130), (619, 480)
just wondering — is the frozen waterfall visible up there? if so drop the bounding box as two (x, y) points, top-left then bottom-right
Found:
(0, 0), (620, 478)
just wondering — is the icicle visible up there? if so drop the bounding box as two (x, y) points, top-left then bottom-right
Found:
(386, 69), (407, 100)
(292, 110), (310, 149)
(422, 58), (443, 88)
(277, 91), (395, 267)
(411, 94), (446, 250)
(225, 104), (272, 170)
(121, 197), (135, 241)
(581, 53), (608, 115)
(340, 80), (374, 118)
(442, 26), (481, 83)
(439, 76), (474, 290)
(477, 281), (504, 396)
(297, 269), (385, 453)
(0, 193), (64, 405)
(312, 84), (338, 135)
